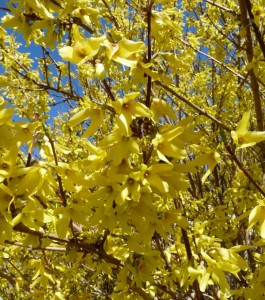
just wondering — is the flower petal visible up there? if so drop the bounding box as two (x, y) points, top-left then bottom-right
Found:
(236, 112), (250, 135)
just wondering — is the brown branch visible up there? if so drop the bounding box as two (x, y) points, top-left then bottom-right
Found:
(226, 146), (265, 198)
(131, 286), (153, 300)
(205, 0), (239, 15)
(154, 231), (171, 271)
(145, 0), (153, 108)
(101, 0), (120, 30)
(0, 270), (16, 286)
(12, 224), (122, 267)
(68, 61), (74, 95)
(13, 223), (45, 237)
(11, 63), (81, 101)
(0, 7), (10, 12)
(244, 0), (265, 59)
(76, 240), (122, 266)
(34, 194), (48, 209)
(43, 127), (67, 207)
(156, 81), (232, 132)
(42, 47), (50, 86)
(72, 17), (94, 34)
(5, 241), (66, 252)
(180, 38), (245, 80)
(154, 283), (177, 298)
(50, 0), (63, 9)
(174, 199), (203, 300)
(102, 79), (116, 101)
(42, 48), (62, 90)
(238, 0), (263, 131)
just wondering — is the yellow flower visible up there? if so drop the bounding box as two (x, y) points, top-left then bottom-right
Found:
(103, 38), (145, 68)
(112, 93), (153, 135)
(59, 25), (105, 65)
(100, 125), (140, 166)
(68, 96), (104, 137)
(139, 163), (173, 193)
(152, 126), (186, 163)
(231, 112), (265, 149)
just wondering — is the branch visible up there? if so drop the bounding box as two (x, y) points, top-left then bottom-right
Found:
(71, 17), (94, 34)
(12, 223), (122, 267)
(102, 79), (116, 101)
(42, 123), (67, 207)
(50, 0), (63, 9)
(238, 0), (263, 131)
(154, 283), (177, 298)
(174, 199), (203, 300)
(5, 241), (66, 252)
(0, 270), (16, 286)
(101, 0), (120, 30)
(244, 0), (265, 59)
(154, 232), (171, 271)
(180, 38), (245, 80)
(145, 0), (153, 108)
(0, 7), (10, 12)
(226, 146), (265, 198)
(131, 286), (153, 300)
(156, 81), (232, 132)
(205, 0), (239, 15)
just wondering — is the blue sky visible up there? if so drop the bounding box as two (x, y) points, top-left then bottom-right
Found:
(0, 3), (77, 122)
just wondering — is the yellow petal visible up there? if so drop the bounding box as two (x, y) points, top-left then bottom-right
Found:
(0, 108), (14, 124)
(0, 76), (11, 87)
(130, 102), (153, 118)
(231, 130), (238, 145)
(244, 131), (265, 144)
(30, 0), (53, 19)
(59, 36), (105, 64)
(59, 46), (76, 63)
(95, 63), (105, 80)
(113, 56), (138, 68)
(83, 36), (106, 57)
(163, 126), (184, 141)
(83, 115), (101, 137)
(116, 38), (145, 59)
(117, 112), (132, 135)
(68, 108), (90, 127)
(145, 172), (169, 193)
(236, 112), (250, 135)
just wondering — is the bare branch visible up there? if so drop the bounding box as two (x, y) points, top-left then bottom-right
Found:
(156, 81), (232, 132)
(205, 0), (239, 15)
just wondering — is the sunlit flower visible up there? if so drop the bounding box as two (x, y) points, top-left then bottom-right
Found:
(112, 93), (153, 135)
(59, 25), (105, 65)
(231, 112), (265, 149)
(103, 38), (145, 68)
(152, 126), (186, 163)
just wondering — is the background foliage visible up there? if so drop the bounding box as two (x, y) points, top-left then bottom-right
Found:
(0, 0), (265, 299)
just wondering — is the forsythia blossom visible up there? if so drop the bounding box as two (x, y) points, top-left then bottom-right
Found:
(231, 112), (265, 149)
(59, 25), (105, 65)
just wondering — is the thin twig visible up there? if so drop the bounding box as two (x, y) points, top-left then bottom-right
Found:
(180, 38), (245, 80)
(205, 0), (239, 15)
(5, 241), (66, 252)
(0, 271), (16, 286)
(238, 0), (263, 130)
(244, 0), (265, 59)
(101, 0), (120, 30)
(145, 0), (153, 108)
(12, 224), (122, 267)
(42, 123), (67, 207)
(102, 79), (116, 101)
(154, 232), (171, 271)
(156, 81), (232, 132)
(174, 199), (202, 300)
(226, 146), (265, 198)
